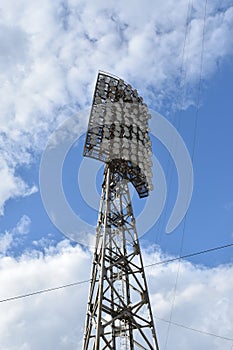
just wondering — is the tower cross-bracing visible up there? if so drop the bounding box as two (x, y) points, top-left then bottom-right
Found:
(82, 72), (159, 350)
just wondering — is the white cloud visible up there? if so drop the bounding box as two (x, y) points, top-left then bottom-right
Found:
(0, 231), (13, 255)
(0, 160), (37, 215)
(0, 215), (32, 254)
(12, 215), (31, 235)
(0, 1), (232, 212)
(144, 252), (233, 349)
(0, 241), (91, 349)
(0, 242), (232, 349)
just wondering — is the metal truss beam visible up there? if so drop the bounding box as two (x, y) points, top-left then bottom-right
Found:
(82, 163), (159, 350)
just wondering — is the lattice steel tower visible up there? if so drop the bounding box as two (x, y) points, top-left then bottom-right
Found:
(82, 72), (159, 350)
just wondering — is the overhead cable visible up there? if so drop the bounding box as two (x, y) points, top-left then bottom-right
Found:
(156, 317), (233, 342)
(0, 242), (232, 304)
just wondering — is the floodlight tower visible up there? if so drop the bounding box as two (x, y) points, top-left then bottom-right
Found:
(82, 72), (159, 350)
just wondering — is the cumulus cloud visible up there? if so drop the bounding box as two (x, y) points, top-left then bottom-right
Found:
(0, 1), (233, 211)
(143, 249), (233, 349)
(0, 241), (232, 349)
(0, 241), (91, 349)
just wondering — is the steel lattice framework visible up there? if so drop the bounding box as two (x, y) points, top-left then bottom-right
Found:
(82, 72), (159, 350)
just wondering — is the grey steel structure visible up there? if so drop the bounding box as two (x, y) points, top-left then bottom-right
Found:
(82, 72), (159, 350)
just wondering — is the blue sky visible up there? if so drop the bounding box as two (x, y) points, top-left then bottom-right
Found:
(0, 1), (233, 349)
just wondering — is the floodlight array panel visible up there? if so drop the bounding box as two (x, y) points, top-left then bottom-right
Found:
(83, 72), (153, 197)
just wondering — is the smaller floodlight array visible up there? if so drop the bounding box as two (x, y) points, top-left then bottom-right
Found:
(83, 72), (153, 197)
